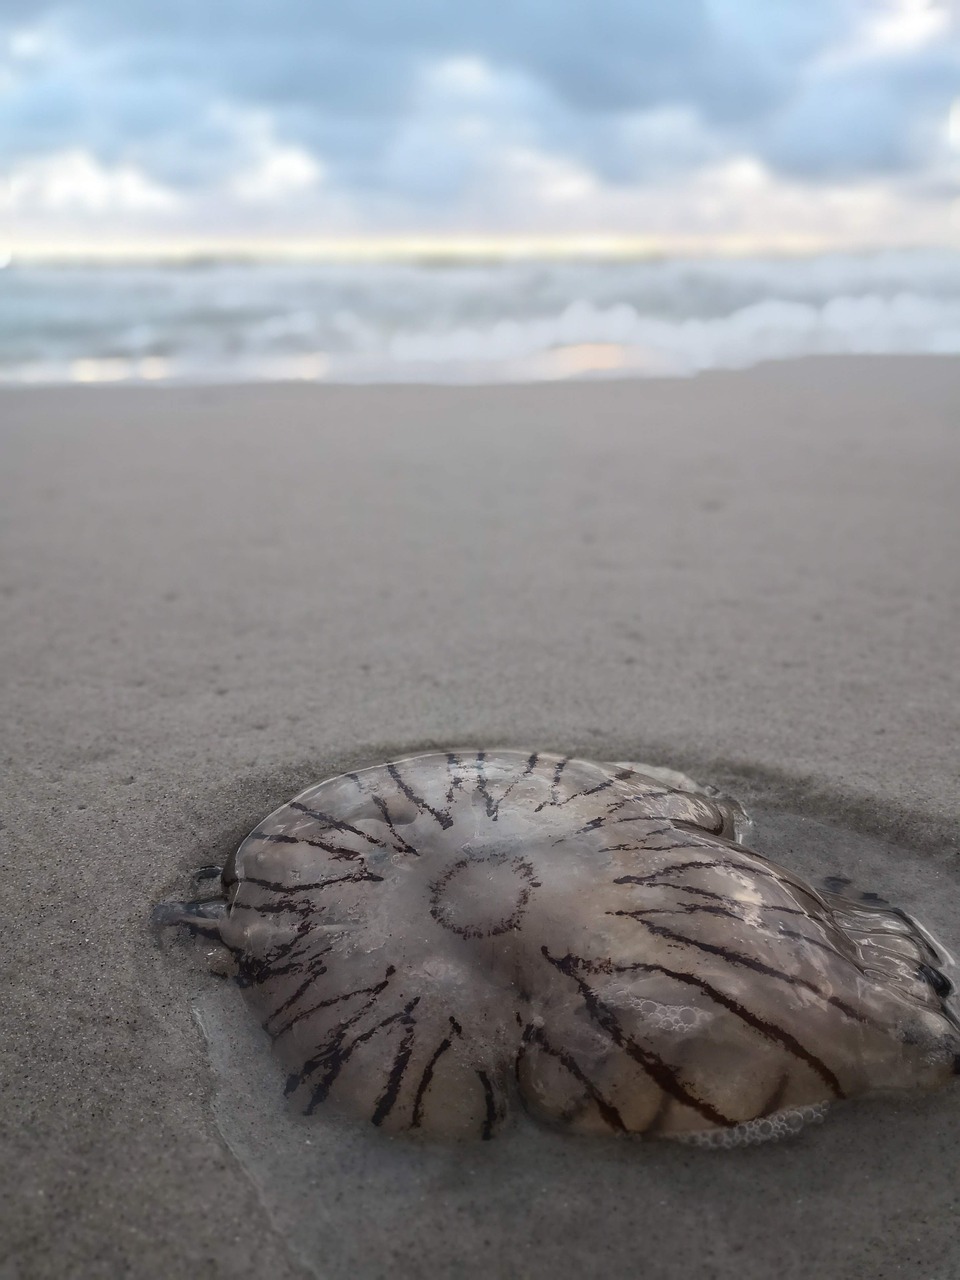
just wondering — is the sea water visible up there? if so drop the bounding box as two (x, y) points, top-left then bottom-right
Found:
(3, 249), (960, 385)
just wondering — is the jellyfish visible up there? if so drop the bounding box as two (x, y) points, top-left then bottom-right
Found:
(155, 752), (960, 1145)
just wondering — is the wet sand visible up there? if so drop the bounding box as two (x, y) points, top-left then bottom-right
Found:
(3, 356), (960, 1279)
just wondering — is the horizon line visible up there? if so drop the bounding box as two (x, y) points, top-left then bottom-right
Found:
(3, 232), (958, 265)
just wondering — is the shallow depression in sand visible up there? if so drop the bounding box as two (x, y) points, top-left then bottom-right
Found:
(185, 806), (960, 1279)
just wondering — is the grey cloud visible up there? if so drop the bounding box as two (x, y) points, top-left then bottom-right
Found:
(760, 46), (960, 178)
(0, 0), (956, 206)
(5, 0), (854, 119)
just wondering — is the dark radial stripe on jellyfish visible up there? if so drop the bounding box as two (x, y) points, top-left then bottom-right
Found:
(288, 802), (392, 850)
(157, 750), (960, 1144)
(411, 1018), (462, 1129)
(371, 1015), (419, 1127)
(473, 750), (498, 819)
(249, 830), (372, 862)
(486, 751), (539, 818)
(370, 794), (419, 856)
(444, 753), (464, 806)
(476, 1069), (503, 1140)
(567, 950), (844, 1097)
(386, 763), (454, 830)
(618, 914), (873, 1026)
(549, 757), (570, 806)
(540, 945), (735, 1127)
(522, 1023), (627, 1132)
(267, 968), (396, 1043)
(261, 944), (337, 1033)
(613, 877), (810, 917)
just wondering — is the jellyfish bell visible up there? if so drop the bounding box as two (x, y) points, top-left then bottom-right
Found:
(155, 751), (960, 1145)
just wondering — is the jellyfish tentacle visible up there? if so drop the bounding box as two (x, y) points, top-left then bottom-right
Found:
(152, 897), (225, 938)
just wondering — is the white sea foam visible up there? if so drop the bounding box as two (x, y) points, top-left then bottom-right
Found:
(675, 1102), (830, 1149)
(1, 250), (959, 384)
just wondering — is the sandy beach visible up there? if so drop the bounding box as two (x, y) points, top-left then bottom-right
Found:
(3, 356), (960, 1279)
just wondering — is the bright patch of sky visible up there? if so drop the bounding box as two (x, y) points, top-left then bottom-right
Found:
(0, 0), (957, 252)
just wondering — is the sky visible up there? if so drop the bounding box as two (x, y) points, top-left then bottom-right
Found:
(0, 0), (958, 254)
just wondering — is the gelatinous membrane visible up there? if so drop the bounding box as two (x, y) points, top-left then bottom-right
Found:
(156, 751), (959, 1143)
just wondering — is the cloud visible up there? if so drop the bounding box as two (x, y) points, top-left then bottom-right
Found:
(758, 20), (960, 178)
(224, 111), (325, 204)
(0, 148), (180, 215)
(0, 0), (957, 245)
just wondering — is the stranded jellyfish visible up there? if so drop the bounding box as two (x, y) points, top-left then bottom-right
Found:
(156, 751), (959, 1146)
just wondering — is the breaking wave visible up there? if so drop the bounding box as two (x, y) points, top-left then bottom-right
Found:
(2, 250), (959, 384)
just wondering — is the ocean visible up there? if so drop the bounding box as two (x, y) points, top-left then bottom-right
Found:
(2, 249), (960, 384)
